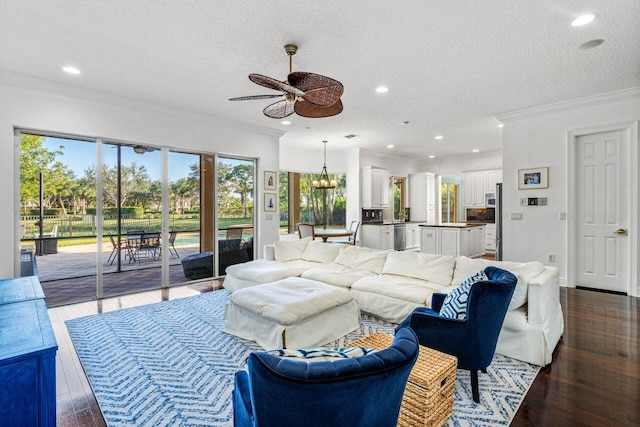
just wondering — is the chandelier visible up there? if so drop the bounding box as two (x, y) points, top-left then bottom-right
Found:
(313, 140), (337, 189)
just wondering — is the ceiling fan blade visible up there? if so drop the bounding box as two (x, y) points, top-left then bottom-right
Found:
(229, 94), (283, 101)
(294, 99), (343, 118)
(263, 100), (295, 119)
(249, 74), (304, 97)
(288, 72), (344, 106)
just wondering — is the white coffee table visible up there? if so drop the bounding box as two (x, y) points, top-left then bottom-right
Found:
(223, 277), (360, 350)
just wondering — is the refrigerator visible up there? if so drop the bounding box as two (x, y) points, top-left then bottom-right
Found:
(495, 183), (503, 261)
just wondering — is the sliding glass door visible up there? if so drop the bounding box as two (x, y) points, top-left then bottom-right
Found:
(216, 156), (255, 275)
(19, 130), (257, 306)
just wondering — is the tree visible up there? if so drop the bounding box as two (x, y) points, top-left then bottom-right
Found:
(228, 164), (254, 218)
(102, 162), (151, 208)
(19, 134), (64, 213)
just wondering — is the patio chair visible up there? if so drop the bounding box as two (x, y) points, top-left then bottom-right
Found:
(296, 223), (315, 239)
(34, 225), (58, 238)
(107, 235), (124, 265)
(137, 232), (161, 263)
(168, 231), (179, 258)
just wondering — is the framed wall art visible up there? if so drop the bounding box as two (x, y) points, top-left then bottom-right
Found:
(518, 167), (549, 190)
(264, 170), (277, 191)
(264, 192), (277, 212)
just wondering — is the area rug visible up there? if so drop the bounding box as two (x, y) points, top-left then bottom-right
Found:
(66, 291), (539, 426)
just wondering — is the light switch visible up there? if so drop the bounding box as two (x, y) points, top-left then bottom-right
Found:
(510, 212), (523, 220)
(559, 212), (567, 220)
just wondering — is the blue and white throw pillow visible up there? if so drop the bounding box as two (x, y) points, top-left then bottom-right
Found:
(439, 270), (487, 320)
(265, 346), (377, 362)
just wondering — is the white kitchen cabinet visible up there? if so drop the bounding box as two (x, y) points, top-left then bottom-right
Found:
(362, 166), (390, 208)
(463, 172), (487, 207)
(420, 226), (485, 257)
(405, 223), (421, 250)
(360, 224), (394, 250)
(484, 223), (496, 252)
(486, 170), (503, 193)
(408, 172), (437, 223)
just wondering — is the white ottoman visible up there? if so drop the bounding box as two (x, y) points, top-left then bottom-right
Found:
(222, 277), (360, 350)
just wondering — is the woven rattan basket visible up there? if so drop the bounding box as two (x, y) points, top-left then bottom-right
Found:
(349, 332), (457, 427)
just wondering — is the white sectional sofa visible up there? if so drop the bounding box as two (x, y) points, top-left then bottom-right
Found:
(223, 238), (564, 367)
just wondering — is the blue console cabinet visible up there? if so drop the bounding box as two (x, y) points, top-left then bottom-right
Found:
(0, 276), (57, 426)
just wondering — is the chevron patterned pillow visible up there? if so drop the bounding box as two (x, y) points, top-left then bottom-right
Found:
(439, 270), (487, 320)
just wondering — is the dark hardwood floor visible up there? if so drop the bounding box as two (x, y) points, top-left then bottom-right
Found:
(513, 288), (639, 426)
(50, 284), (639, 426)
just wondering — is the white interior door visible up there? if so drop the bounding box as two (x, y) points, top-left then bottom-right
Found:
(576, 130), (629, 292)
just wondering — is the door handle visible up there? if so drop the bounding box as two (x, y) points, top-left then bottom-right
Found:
(614, 228), (628, 236)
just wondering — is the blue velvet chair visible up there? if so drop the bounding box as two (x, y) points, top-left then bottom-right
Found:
(233, 328), (419, 427)
(396, 266), (516, 403)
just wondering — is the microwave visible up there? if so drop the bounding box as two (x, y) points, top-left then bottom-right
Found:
(485, 193), (496, 207)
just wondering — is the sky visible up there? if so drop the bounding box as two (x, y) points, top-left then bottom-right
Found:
(43, 136), (250, 182)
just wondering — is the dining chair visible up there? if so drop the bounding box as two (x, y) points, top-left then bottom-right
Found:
(296, 223), (315, 239)
(333, 220), (360, 245)
(226, 227), (243, 240)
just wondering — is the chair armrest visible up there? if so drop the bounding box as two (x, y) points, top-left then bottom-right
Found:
(233, 371), (254, 426)
(431, 293), (447, 312)
(527, 267), (560, 326)
(263, 244), (275, 261)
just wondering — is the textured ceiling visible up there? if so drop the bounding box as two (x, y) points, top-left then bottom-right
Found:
(1, 0), (639, 158)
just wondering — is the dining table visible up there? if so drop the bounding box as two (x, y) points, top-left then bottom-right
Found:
(313, 228), (354, 242)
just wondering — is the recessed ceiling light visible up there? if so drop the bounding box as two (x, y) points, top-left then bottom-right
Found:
(572, 14), (595, 27)
(62, 66), (81, 75)
(435, 135), (444, 140)
(497, 123), (504, 128)
(428, 155), (435, 159)
(472, 149), (480, 153)
(376, 86), (389, 93)
(281, 120), (291, 125)
(579, 39), (604, 50)
(387, 144), (394, 149)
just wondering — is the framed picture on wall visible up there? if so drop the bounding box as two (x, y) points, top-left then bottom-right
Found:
(518, 167), (549, 189)
(264, 192), (277, 212)
(264, 170), (277, 191)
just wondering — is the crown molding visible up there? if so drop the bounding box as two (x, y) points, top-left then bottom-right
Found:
(496, 86), (640, 122)
(0, 69), (286, 139)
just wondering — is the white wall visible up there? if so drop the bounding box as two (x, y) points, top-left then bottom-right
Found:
(498, 88), (640, 295)
(279, 142), (348, 174)
(1, 74), (283, 278)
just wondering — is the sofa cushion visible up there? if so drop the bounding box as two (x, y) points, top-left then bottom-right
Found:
(302, 263), (377, 288)
(225, 259), (312, 284)
(452, 256), (545, 310)
(301, 240), (342, 264)
(264, 346), (376, 362)
(274, 237), (312, 261)
(333, 245), (390, 274)
(382, 252), (455, 286)
(439, 270), (487, 320)
(352, 275), (447, 305)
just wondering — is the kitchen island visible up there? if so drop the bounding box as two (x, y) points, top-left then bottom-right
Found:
(419, 223), (485, 257)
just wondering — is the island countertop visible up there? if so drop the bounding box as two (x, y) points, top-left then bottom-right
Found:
(419, 223), (486, 228)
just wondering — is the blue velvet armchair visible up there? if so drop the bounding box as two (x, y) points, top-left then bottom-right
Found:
(233, 328), (419, 427)
(396, 266), (516, 403)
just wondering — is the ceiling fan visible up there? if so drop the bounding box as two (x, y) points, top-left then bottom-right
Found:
(229, 44), (344, 119)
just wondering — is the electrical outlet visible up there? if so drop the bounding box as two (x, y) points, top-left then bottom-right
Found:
(559, 212), (567, 220)
(547, 254), (556, 262)
(510, 212), (523, 220)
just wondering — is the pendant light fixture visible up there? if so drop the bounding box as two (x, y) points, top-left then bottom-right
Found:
(313, 140), (337, 189)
